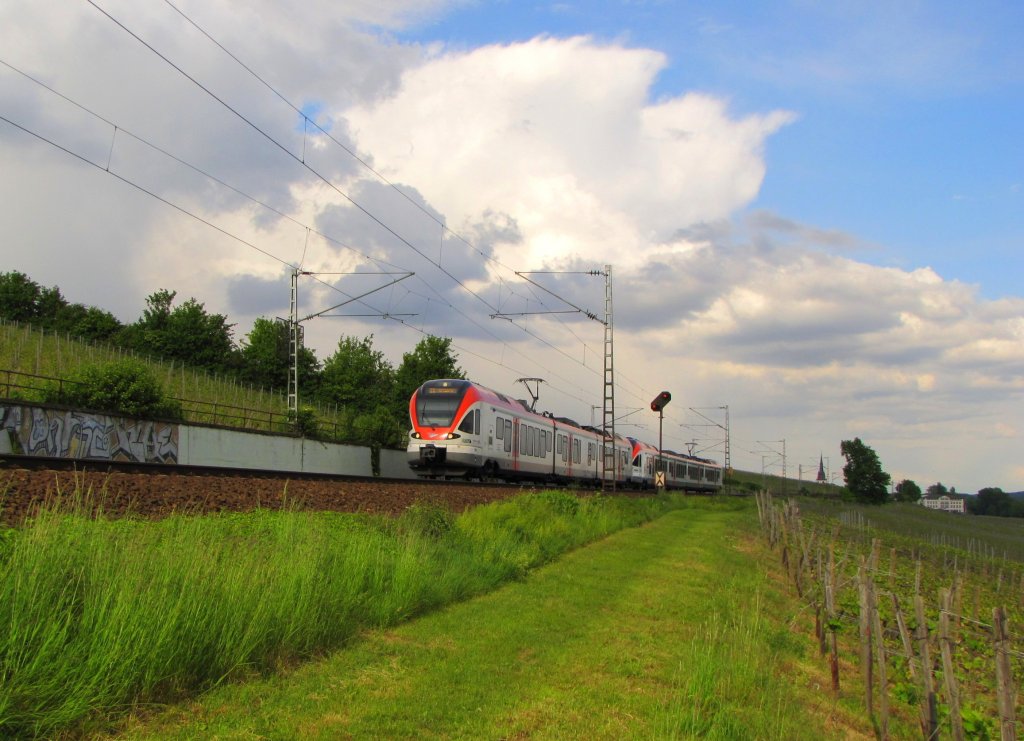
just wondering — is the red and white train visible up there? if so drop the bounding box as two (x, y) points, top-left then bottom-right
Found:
(407, 379), (723, 492)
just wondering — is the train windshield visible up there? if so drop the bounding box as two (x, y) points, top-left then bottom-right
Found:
(415, 380), (471, 427)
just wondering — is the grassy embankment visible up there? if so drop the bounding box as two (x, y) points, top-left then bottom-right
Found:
(108, 496), (853, 740)
(0, 489), (735, 739)
(0, 319), (343, 433)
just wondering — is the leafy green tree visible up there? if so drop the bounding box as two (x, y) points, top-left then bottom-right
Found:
(894, 479), (922, 503)
(124, 290), (235, 371)
(319, 335), (393, 416)
(36, 285), (69, 326)
(352, 407), (406, 450)
(44, 359), (182, 419)
(63, 305), (123, 341)
(0, 271), (43, 322)
(840, 438), (891, 504)
(239, 317), (319, 393)
(926, 482), (949, 498)
(968, 487), (1013, 517)
(393, 335), (465, 409)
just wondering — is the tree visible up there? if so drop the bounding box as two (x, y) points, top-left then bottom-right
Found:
(0, 271), (42, 322)
(968, 487), (1013, 517)
(124, 290), (235, 371)
(894, 479), (922, 503)
(63, 305), (123, 342)
(840, 438), (891, 504)
(239, 317), (318, 393)
(393, 335), (465, 409)
(926, 482), (949, 498)
(319, 335), (394, 417)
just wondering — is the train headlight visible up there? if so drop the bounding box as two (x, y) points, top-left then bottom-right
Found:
(411, 432), (421, 439)
(446, 432), (461, 440)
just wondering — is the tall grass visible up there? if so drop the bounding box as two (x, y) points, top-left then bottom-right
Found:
(0, 489), (685, 738)
(657, 593), (809, 739)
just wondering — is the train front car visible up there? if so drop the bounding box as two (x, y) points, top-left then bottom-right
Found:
(407, 379), (484, 478)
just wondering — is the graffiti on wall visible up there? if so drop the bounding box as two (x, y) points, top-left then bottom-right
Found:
(0, 404), (178, 463)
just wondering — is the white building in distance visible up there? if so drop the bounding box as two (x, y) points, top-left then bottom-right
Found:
(921, 495), (966, 514)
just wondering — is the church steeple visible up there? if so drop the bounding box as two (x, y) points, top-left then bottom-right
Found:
(816, 454), (827, 483)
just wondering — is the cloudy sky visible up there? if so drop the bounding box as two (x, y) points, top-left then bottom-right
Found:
(1, 0), (1022, 492)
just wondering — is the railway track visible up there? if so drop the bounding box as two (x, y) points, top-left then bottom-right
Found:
(0, 455), (532, 526)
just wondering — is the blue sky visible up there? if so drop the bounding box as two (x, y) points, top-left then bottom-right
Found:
(1, 0), (1022, 491)
(398, 1), (1024, 298)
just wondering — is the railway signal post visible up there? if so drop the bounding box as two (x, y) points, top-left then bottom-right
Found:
(650, 391), (671, 489)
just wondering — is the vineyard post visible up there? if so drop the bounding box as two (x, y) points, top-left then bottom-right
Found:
(889, 594), (918, 684)
(869, 578), (889, 740)
(992, 606), (1016, 741)
(815, 547), (827, 656)
(952, 573), (964, 637)
(914, 594), (939, 738)
(826, 544), (840, 693)
(858, 559), (874, 719)
(888, 547), (896, 591)
(938, 588), (964, 741)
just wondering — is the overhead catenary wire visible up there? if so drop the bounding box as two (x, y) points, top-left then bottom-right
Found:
(130, 0), (660, 402)
(84, 0), (501, 316)
(0, 109), (606, 409)
(9, 5), (713, 440)
(84, 0), (631, 409)
(0, 57), (406, 276)
(144, 0), (708, 437)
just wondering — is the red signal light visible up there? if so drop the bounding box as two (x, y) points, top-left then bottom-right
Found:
(650, 391), (672, 412)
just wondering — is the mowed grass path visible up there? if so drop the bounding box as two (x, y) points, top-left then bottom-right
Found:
(113, 504), (852, 740)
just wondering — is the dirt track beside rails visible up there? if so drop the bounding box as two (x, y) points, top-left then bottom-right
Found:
(0, 466), (531, 526)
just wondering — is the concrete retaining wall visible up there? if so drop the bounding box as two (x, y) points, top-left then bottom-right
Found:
(379, 448), (417, 479)
(0, 401), (373, 477)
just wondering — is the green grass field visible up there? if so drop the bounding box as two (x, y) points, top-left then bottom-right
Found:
(0, 489), (713, 739)
(108, 498), (856, 740)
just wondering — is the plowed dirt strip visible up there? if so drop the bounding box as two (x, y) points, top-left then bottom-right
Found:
(110, 506), (864, 740)
(0, 466), (522, 525)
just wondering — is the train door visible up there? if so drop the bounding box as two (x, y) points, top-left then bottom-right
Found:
(512, 417), (520, 471)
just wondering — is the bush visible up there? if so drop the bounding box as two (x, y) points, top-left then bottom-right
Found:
(399, 502), (456, 540)
(43, 359), (182, 419)
(289, 405), (320, 438)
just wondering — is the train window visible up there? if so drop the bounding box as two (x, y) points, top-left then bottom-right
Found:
(520, 425), (527, 455)
(415, 381), (470, 427)
(504, 420), (512, 452)
(458, 412), (475, 434)
(527, 426), (536, 456)
(496, 416), (504, 439)
(560, 436), (568, 462)
(573, 439), (581, 464)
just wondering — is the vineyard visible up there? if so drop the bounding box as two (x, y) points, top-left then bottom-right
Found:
(758, 491), (1023, 739)
(0, 319), (348, 436)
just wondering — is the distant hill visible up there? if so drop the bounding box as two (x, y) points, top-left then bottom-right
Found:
(1009, 491), (1024, 500)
